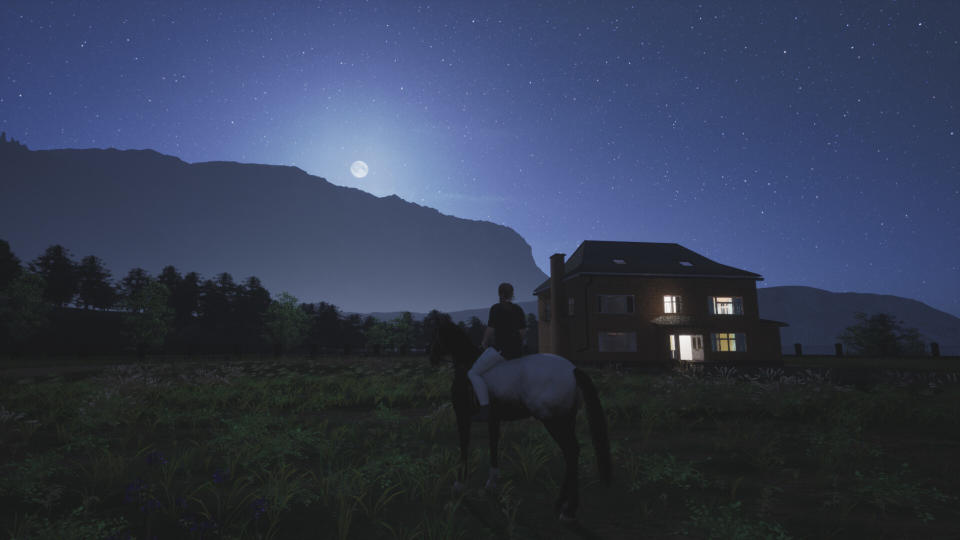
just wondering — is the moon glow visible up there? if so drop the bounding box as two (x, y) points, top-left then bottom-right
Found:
(350, 160), (369, 178)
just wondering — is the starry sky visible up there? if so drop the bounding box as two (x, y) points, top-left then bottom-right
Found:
(2, 1), (959, 317)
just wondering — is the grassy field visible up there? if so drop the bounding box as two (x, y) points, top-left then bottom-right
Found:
(2, 356), (959, 539)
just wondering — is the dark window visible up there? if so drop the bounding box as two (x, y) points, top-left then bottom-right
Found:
(598, 295), (635, 314)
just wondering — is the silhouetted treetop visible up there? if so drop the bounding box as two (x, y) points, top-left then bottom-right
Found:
(77, 255), (117, 310)
(0, 239), (22, 291)
(29, 244), (79, 307)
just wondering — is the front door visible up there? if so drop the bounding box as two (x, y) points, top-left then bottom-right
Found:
(671, 334), (704, 361)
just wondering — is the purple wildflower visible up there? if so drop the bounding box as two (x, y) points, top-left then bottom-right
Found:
(251, 497), (268, 520)
(145, 450), (168, 466)
(212, 467), (230, 484)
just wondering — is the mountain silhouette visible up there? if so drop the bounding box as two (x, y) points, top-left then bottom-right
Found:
(0, 142), (546, 313)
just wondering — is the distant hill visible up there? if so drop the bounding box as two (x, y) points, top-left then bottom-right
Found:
(758, 286), (960, 355)
(0, 142), (546, 313)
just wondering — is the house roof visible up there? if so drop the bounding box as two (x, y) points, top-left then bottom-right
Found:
(533, 241), (763, 294)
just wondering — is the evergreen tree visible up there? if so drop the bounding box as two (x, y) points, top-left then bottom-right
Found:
(306, 301), (343, 349)
(122, 281), (173, 357)
(0, 272), (50, 349)
(236, 276), (271, 341)
(29, 244), (79, 306)
(341, 313), (366, 354)
(170, 271), (201, 326)
(77, 255), (117, 309)
(158, 266), (183, 298)
(119, 268), (152, 300)
(0, 239), (22, 291)
(838, 312), (926, 357)
(264, 292), (308, 354)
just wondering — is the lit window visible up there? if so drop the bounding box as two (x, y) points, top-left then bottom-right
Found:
(598, 295), (635, 314)
(663, 295), (681, 314)
(710, 296), (743, 315)
(712, 333), (746, 352)
(598, 331), (637, 352)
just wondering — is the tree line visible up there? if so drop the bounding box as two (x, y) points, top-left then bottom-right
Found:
(0, 240), (539, 357)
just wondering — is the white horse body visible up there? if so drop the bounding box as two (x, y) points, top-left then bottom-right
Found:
(480, 353), (578, 419)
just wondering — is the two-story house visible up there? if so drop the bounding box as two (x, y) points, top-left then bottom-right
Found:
(534, 241), (786, 365)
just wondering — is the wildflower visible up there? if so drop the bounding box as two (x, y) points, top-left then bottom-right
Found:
(251, 497), (268, 520)
(212, 467), (230, 484)
(123, 479), (146, 504)
(145, 450), (168, 466)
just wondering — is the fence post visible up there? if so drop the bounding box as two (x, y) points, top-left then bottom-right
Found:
(931, 342), (940, 357)
(834, 343), (843, 357)
(794, 343), (803, 356)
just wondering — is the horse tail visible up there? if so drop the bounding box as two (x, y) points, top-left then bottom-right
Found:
(573, 368), (612, 485)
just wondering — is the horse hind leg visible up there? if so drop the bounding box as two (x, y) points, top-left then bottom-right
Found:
(544, 414), (580, 521)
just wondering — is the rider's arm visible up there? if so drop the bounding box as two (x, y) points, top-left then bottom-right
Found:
(481, 326), (495, 349)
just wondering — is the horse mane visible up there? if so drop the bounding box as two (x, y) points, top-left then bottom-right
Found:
(439, 321), (480, 368)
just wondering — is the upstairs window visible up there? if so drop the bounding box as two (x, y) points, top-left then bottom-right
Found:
(663, 295), (682, 314)
(712, 332), (746, 352)
(710, 296), (743, 315)
(679, 261), (693, 267)
(598, 294), (635, 314)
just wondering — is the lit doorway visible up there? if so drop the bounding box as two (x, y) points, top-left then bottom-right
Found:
(670, 334), (704, 361)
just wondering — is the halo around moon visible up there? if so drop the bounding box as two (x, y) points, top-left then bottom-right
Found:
(350, 160), (369, 178)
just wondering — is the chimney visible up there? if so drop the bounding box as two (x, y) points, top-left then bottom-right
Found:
(549, 253), (566, 354)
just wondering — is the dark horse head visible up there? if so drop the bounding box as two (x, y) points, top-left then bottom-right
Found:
(428, 320), (479, 372)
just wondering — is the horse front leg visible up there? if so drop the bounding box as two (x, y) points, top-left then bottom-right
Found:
(486, 418), (501, 491)
(453, 409), (471, 494)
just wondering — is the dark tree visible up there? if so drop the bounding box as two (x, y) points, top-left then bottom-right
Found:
(77, 255), (117, 310)
(119, 268), (153, 301)
(0, 239), (22, 291)
(122, 281), (173, 357)
(236, 276), (271, 340)
(305, 301), (343, 350)
(29, 244), (79, 306)
(158, 265), (183, 297)
(340, 313), (367, 354)
(170, 271), (201, 326)
(0, 272), (50, 350)
(264, 292), (308, 355)
(838, 312), (926, 357)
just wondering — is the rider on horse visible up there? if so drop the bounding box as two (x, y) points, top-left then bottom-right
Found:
(468, 282), (527, 421)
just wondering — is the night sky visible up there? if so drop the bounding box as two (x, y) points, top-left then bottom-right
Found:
(2, 1), (958, 317)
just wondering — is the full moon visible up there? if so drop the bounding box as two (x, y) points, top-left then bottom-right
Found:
(350, 160), (368, 178)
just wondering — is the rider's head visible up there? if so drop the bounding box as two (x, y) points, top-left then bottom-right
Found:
(498, 282), (514, 302)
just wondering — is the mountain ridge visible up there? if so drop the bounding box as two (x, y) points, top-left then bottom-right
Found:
(0, 143), (546, 313)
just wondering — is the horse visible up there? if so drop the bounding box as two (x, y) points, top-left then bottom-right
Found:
(429, 320), (611, 521)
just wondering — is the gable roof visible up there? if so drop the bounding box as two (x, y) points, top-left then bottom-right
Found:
(533, 241), (762, 294)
